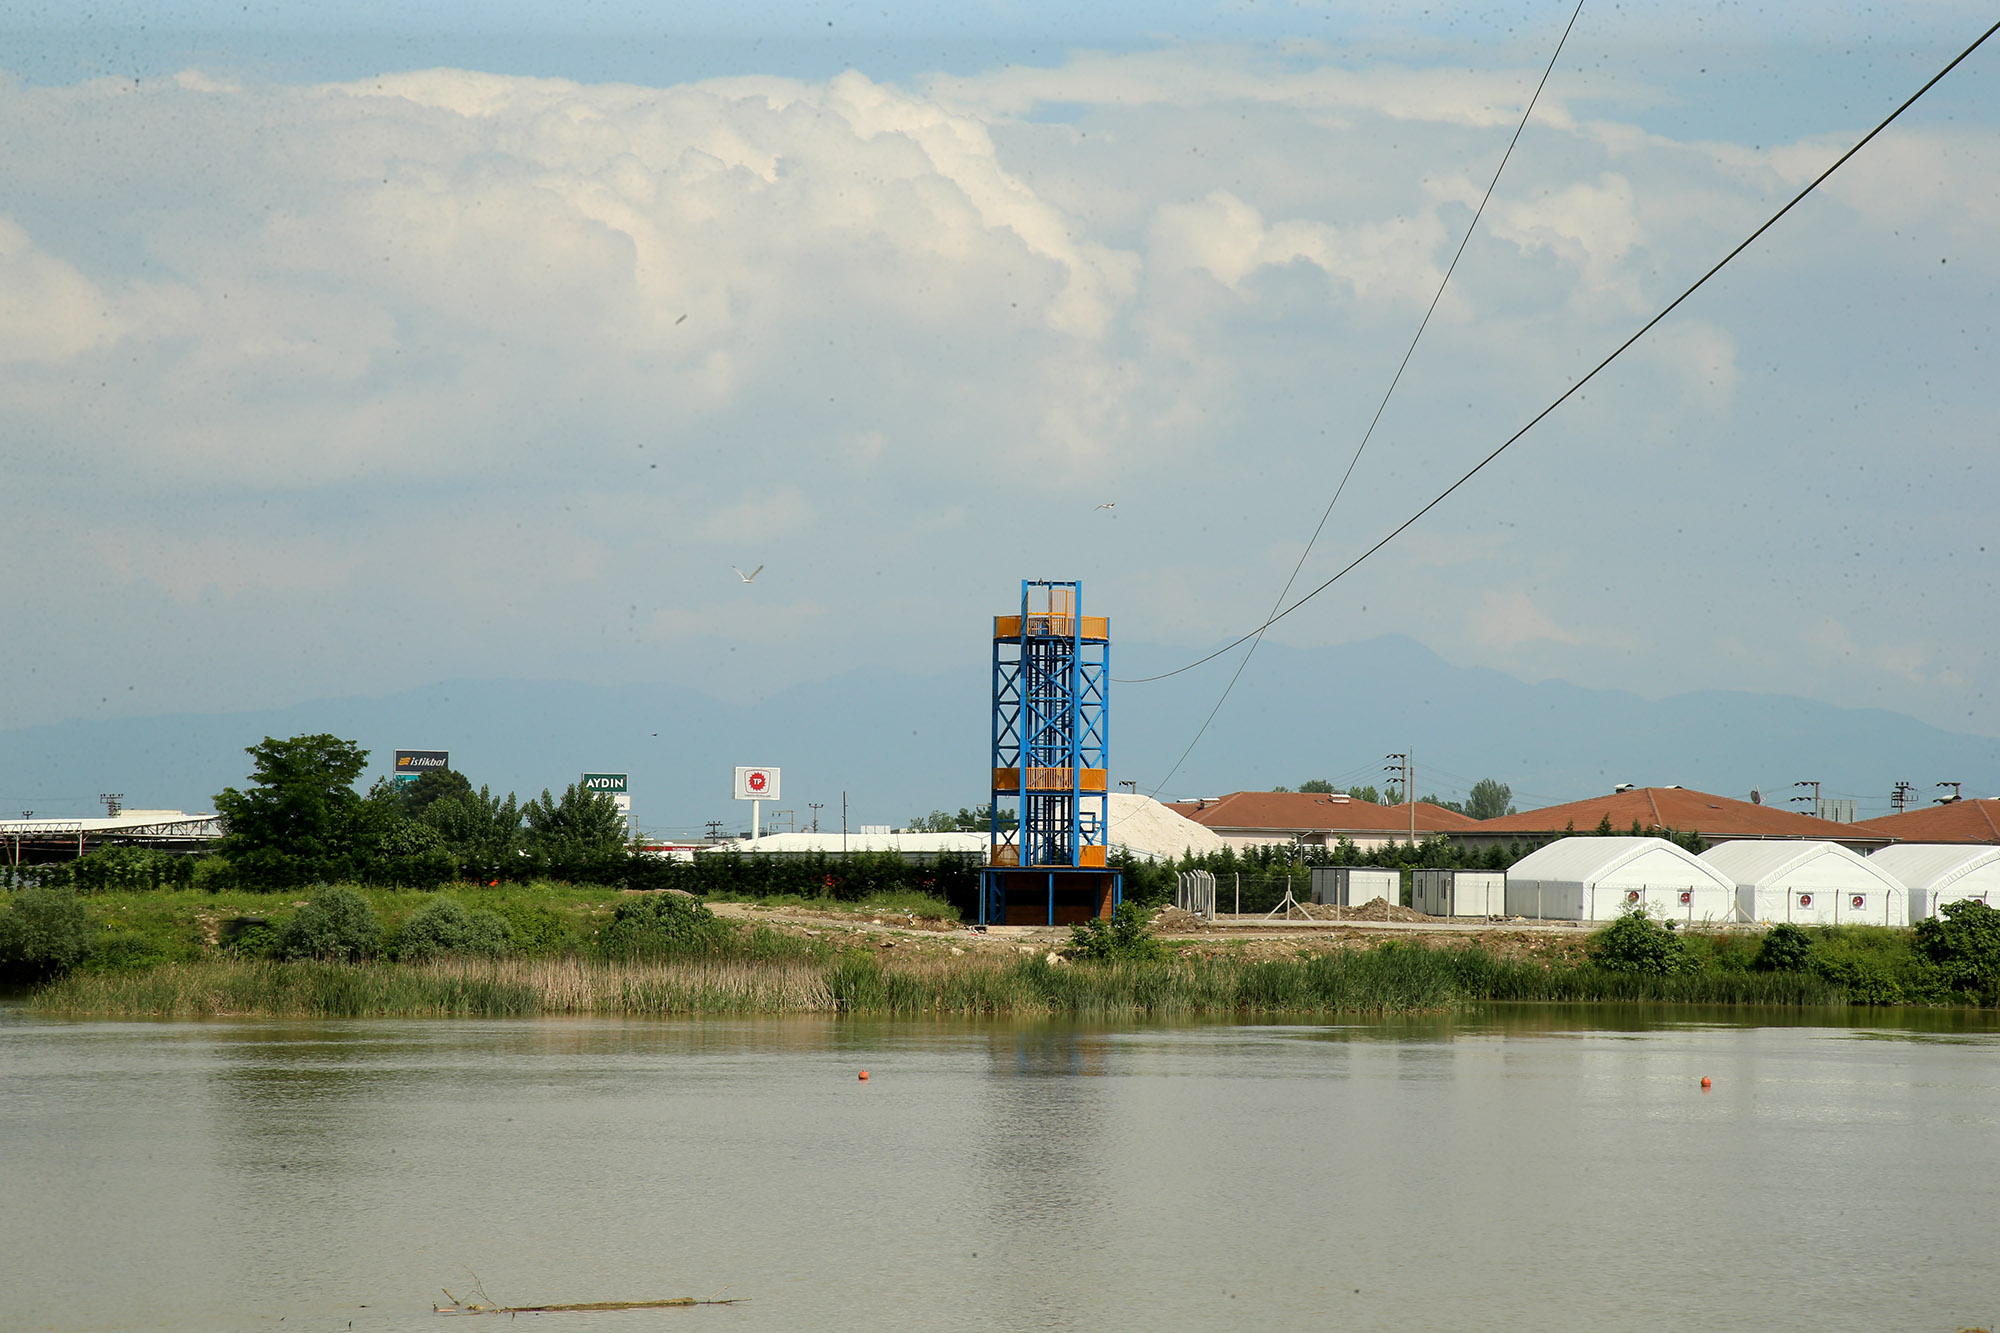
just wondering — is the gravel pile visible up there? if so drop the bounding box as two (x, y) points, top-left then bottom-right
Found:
(1104, 794), (1228, 860)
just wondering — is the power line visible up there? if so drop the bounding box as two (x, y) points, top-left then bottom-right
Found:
(1143, 0), (1587, 796)
(1123, 14), (2000, 692)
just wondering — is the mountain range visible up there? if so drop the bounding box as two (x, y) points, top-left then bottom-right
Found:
(1, 635), (1990, 837)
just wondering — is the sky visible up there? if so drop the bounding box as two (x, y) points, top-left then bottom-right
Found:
(2, 0), (1996, 800)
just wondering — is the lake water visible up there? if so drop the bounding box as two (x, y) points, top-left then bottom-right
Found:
(2, 1005), (1996, 1332)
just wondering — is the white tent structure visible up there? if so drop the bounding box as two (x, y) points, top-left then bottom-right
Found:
(1700, 840), (1906, 926)
(1867, 844), (2000, 924)
(1505, 837), (1735, 922)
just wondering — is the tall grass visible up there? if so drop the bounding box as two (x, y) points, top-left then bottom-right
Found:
(35, 943), (1854, 1019)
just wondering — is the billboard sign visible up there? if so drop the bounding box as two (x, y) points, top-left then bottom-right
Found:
(733, 766), (780, 801)
(584, 773), (632, 817)
(394, 750), (449, 784)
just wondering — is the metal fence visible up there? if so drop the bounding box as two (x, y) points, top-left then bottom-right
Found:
(1174, 870), (1216, 919)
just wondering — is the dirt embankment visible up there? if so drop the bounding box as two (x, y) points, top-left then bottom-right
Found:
(704, 899), (1592, 966)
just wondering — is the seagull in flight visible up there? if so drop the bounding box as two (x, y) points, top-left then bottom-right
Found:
(733, 564), (764, 583)
(1093, 501), (1116, 512)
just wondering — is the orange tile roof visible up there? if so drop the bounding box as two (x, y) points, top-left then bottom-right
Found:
(1470, 787), (1881, 842)
(1851, 798), (2000, 844)
(1165, 791), (1478, 835)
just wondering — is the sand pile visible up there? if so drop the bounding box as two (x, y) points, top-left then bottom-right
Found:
(1150, 906), (1212, 933)
(1105, 794), (1227, 860)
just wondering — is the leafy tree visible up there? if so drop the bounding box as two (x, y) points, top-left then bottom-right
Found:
(1270, 784), (1293, 793)
(421, 784), (522, 878)
(1298, 779), (1334, 794)
(1753, 923), (1814, 972)
(274, 887), (380, 961)
(1467, 779), (1516, 820)
(523, 782), (628, 864)
(214, 735), (376, 881)
(1913, 899), (2000, 1002)
(1587, 909), (1693, 974)
(0, 886), (94, 981)
(908, 804), (1013, 833)
(394, 767), (475, 818)
(1345, 786), (1383, 805)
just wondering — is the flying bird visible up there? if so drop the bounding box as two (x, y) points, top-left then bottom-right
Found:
(733, 565), (764, 583)
(1093, 501), (1116, 511)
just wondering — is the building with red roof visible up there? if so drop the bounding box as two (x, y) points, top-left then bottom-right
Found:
(1164, 791), (1477, 853)
(1454, 786), (1887, 853)
(1850, 798), (2000, 845)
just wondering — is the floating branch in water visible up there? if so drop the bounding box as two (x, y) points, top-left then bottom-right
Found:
(436, 1282), (745, 1315)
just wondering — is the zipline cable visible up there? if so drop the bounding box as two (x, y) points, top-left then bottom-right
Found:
(1144, 0), (1588, 797)
(1126, 13), (2000, 701)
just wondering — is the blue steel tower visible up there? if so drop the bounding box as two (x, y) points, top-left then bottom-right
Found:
(980, 580), (1120, 926)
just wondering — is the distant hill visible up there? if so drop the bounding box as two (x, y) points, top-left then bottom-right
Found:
(0, 635), (1991, 835)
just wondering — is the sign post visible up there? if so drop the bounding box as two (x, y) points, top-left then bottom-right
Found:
(733, 766), (780, 842)
(584, 773), (631, 838)
(394, 750), (449, 786)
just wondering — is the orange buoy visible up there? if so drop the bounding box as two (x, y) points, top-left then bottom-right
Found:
(1700, 1077), (1712, 1089)
(858, 1070), (869, 1081)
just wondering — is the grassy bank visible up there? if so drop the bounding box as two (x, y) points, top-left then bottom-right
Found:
(32, 944), (1850, 1019)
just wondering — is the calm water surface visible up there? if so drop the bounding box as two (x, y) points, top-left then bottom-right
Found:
(2, 1005), (1996, 1332)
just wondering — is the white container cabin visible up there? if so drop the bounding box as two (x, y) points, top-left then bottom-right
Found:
(1504, 837), (1735, 923)
(1310, 866), (1401, 908)
(1700, 840), (1906, 926)
(1412, 869), (1505, 917)
(1866, 844), (2000, 924)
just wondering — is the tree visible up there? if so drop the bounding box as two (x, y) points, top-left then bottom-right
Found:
(1913, 899), (2000, 1001)
(1466, 779), (1516, 820)
(1587, 909), (1692, 975)
(273, 887), (380, 961)
(394, 767), (475, 818)
(1298, 779), (1334, 794)
(523, 782), (628, 864)
(422, 784), (523, 877)
(214, 734), (373, 882)
(0, 886), (93, 982)
(1345, 785), (1383, 805)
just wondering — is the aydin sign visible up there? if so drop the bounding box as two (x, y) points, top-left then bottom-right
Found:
(581, 773), (628, 794)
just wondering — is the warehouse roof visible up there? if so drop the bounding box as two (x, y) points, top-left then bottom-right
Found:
(1469, 787), (1883, 846)
(1506, 835), (1734, 889)
(1165, 792), (1476, 835)
(1866, 843), (2000, 892)
(1700, 839), (1904, 891)
(1851, 798), (2000, 844)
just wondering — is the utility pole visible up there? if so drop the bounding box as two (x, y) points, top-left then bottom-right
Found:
(99, 793), (123, 817)
(809, 802), (823, 833)
(1937, 781), (1963, 804)
(842, 790), (848, 858)
(1791, 780), (1821, 818)
(1386, 753), (1413, 844)
(704, 819), (724, 843)
(1891, 782), (1915, 814)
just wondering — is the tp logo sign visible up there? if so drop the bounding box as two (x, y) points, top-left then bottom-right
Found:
(733, 766), (781, 801)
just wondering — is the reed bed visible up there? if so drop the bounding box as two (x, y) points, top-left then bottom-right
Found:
(33, 946), (1855, 1019)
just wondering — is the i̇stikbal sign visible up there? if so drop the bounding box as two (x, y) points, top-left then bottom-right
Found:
(394, 750), (449, 784)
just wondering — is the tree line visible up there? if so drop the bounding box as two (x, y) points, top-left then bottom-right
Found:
(1271, 777), (1519, 819)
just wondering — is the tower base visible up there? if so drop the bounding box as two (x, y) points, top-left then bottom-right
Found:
(978, 868), (1122, 927)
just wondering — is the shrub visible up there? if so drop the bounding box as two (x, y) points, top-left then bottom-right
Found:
(598, 891), (731, 959)
(1068, 902), (1166, 963)
(398, 898), (513, 961)
(488, 899), (574, 957)
(1913, 900), (2000, 1003)
(0, 887), (95, 982)
(274, 887), (381, 962)
(1753, 923), (1815, 972)
(1586, 909), (1693, 975)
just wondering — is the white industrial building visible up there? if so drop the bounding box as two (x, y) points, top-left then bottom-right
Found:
(1867, 844), (2000, 924)
(1700, 840), (1907, 926)
(1504, 836), (1736, 922)
(1412, 869), (1506, 918)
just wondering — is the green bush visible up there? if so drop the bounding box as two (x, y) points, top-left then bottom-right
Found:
(1067, 902), (1166, 963)
(273, 887), (381, 962)
(397, 898), (513, 961)
(1753, 923), (1815, 972)
(598, 891), (731, 959)
(1586, 909), (1693, 975)
(1912, 900), (2000, 1003)
(0, 887), (95, 982)
(488, 898), (574, 957)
